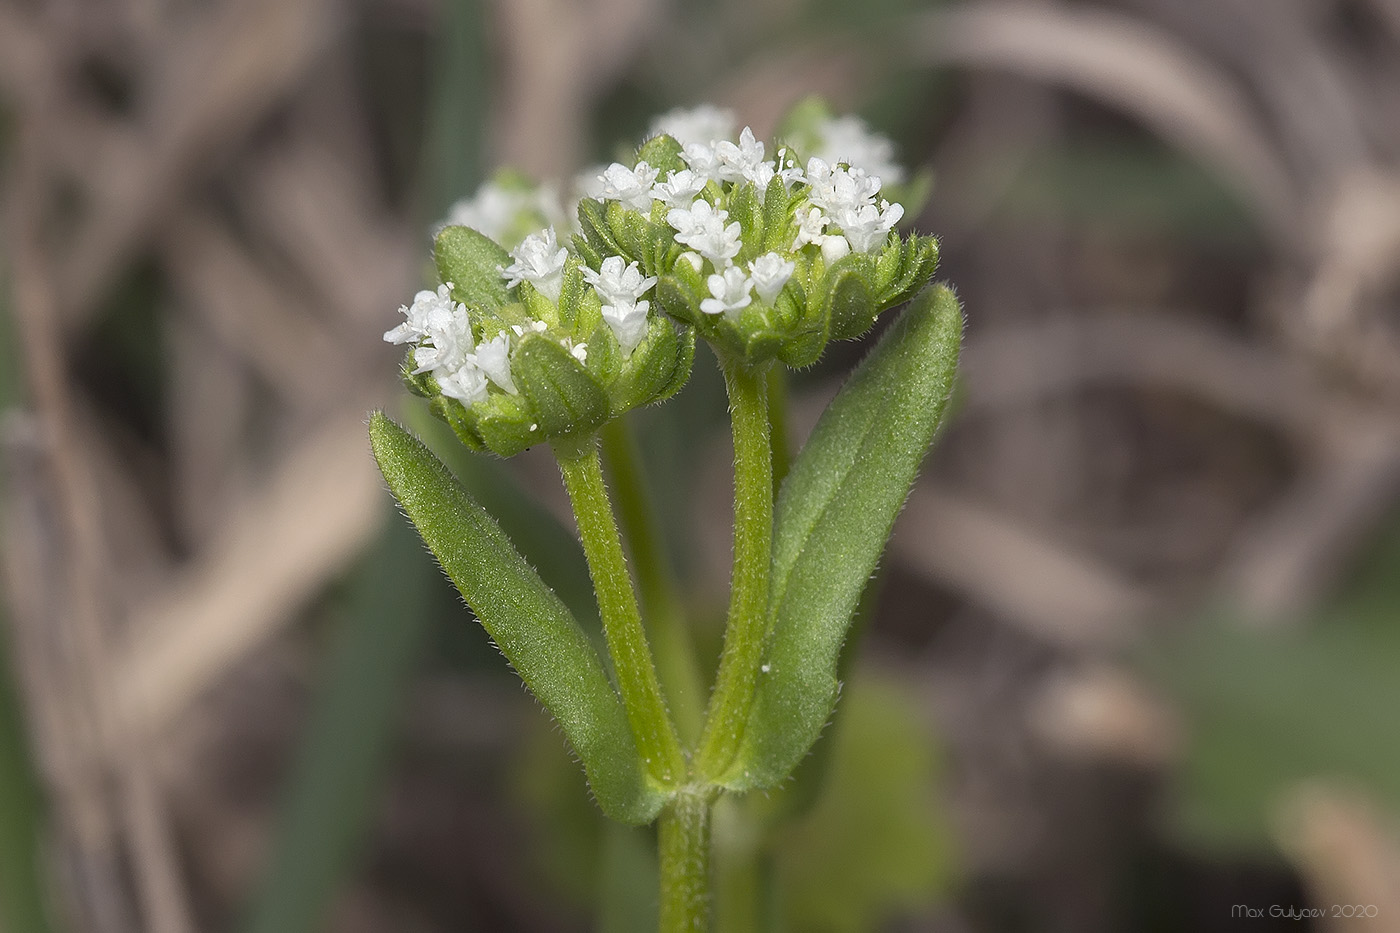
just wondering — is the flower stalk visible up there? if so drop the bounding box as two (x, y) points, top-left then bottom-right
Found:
(554, 438), (686, 787)
(697, 359), (773, 780)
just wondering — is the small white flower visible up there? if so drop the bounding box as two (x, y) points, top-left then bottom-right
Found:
(597, 161), (660, 212)
(562, 338), (588, 364)
(792, 207), (830, 251)
(804, 157), (882, 217)
(385, 283), (456, 346)
(502, 228), (568, 302)
(666, 199), (742, 266)
(468, 333), (516, 394)
(583, 256), (657, 306)
(681, 141), (725, 182)
(833, 200), (904, 253)
(713, 127), (767, 185)
(649, 104), (736, 147)
(601, 300), (651, 353)
(512, 320), (549, 337)
(748, 252), (795, 303)
(700, 266), (754, 316)
(679, 251), (703, 272)
(651, 169), (706, 209)
(437, 363), (489, 404)
(814, 115), (906, 184)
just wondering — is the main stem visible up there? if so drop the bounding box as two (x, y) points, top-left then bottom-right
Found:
(599, 419), (706, 743)
(697, 360), (773, 779)
(659, 790), (713, 933)
(554, 439), (686, 787)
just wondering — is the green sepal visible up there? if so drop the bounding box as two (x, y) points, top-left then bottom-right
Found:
(608, 317), (693, 411)
(636, 133), (685, 175)
(728, 183), (764, 264)
(513, 333), (611, 439)
(761, 174), (800, 254)
(434, 225), (511, 313)
(368, 414), (665, 823)
(656, 272), (705, 329)
(719, 284), (962, 790)
(429, 395), (488, 453)
(823, 257), (877, 342)
(605, 201), (674, 276)
(578, 198), (627, 266)
(557, 257), (601, 333)
(874, 236), (939, 311)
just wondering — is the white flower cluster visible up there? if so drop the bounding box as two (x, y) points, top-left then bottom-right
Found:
(585, 107), (908, 319)
(384, 284), (516, 404)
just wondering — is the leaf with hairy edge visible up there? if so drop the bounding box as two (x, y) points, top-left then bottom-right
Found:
(434, 225), (511, 312)
(369, 413), (665, 823)
(722, 285), (962, 790)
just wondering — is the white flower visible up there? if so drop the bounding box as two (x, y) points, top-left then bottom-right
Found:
(512, 320), (549, 337)
(701, 267), (754, 316)
(562, 338), (588, 364)
(814, 115), (906, 184)
(585, 257), (657, 354)
(468, 333), (516, 394)
(502, 227), (568, 302)
(386, 284), (475, 376)
(583, 256), (656, 306)
(681, 141), (725, 182)
(601, 301), (651, 353)
(651, 169), (706, 209)
(748, 252), (795, 303)
(833, 200), (904, 253)
(437, 363), (489, 404)
(713, 127), (767, 185)
(749, 148), (805, 191)
(597, 161), (660, 212)
(679, 251), (703, 272)
(649, 104), (736, 147)
(792, 207), (830, 251)
(667, 199), (742, 266)
(804, 157), (882, 217)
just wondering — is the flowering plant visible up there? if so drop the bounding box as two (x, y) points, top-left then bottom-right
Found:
(370, 101), (961, 931)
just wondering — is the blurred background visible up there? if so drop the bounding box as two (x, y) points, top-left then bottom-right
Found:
(3, 0), (1400, 930)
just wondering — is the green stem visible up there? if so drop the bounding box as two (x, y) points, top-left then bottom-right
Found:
(554, 439), (686, 787)
(599, 419), (706, 744)
(697, 360), (773, 778)
(766, 365), (792, 494)
(659, 789), (713, 933)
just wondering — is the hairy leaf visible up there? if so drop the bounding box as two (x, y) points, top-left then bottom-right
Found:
(724, 285), (962, 789)
(434, 225), (511, 312)
(369, 414), (664, 822)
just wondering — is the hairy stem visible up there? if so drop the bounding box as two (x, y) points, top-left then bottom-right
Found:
(600, 419), (706, 744)
(554, 439), (685, 786)
(697, 360), (773, 779)
(659, 789), (713, 933)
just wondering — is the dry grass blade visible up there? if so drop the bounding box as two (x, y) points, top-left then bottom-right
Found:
(117, 410), (384, 738)
(1225, 424), (1400, 619)
(892, 487), (1152, 648)
(61, 0), (336, 321)
(959, 314), (1333, 437)
(909, 2), (1301, 246)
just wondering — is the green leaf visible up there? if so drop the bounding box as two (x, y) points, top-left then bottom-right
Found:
(636, 134), (685, 175)
(513, 333), (611, 439)
(434, 225), (510, 312)
(726, 285), (962, 789)
(369, 414), (665, 823)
